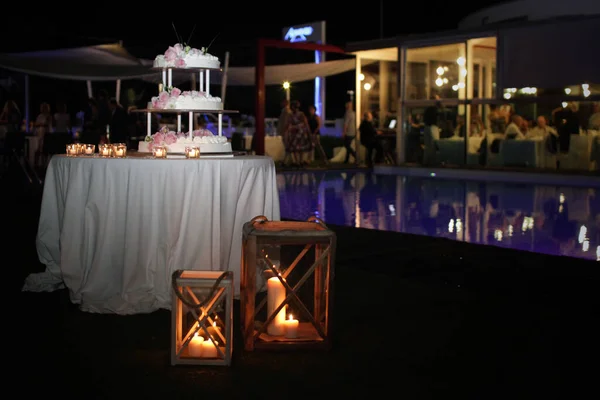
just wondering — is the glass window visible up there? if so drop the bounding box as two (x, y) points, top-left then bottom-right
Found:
(468, 36), (497, 99)
(405, 43), (467, 100)
(359, 54), (398, 129)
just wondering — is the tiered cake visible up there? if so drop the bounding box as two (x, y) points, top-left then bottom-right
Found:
(136, 43), (234, 154)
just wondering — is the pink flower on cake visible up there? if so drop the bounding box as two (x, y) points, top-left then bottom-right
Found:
(175, 58), (186, 68)
(193, 129), (213, 137)
(158, 91), (170, 102)
(174, 43), (184, 53)
(164, 47), (178, 62)
(164, 132), (178, 145)
(153, 132), (165, 144)
(170, 87), (182, 97)
(151, 98), (166, 108)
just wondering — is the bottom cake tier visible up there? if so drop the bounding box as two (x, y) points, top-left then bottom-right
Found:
(138, 141), (232, 154)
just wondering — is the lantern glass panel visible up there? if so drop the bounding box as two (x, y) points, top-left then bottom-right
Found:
(241, 216), (335, 350)
(171, 270), (233, 366)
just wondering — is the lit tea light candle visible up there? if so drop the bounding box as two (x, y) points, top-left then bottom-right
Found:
(83, 144), (95, 155)
(201, 338), (218, 358)
(153, 146), (167, 158)
(185, 146), (200, 159)
(267, 276), (286, 336)
(66, 144), (79, 156)
(99, 145), (111, 157)
(188, 333), (204, 357)
(284, 314), (299, 339)
(112, 144), (127, 158)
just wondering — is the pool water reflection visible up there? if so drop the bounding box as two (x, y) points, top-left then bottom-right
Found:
(277, 171), (600, 261)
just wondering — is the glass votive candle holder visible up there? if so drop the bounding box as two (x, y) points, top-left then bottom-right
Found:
(112, 143), (127, 158)
(99, 144), (112, 157)
(153, 145), (167, 158)
(66, 143), (79, 156)
(185, 146), (200, 159)
(82, 144), (96, 155)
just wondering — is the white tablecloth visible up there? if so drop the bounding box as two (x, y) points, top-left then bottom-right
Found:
(22, 154), (280, 314)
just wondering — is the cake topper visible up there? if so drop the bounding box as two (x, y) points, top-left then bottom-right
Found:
(171, 22), (183, 46)
(171, 22), (219, 55)
(202, 33), (220, 55)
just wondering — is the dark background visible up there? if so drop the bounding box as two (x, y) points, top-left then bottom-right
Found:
(0, 1), (507, 119)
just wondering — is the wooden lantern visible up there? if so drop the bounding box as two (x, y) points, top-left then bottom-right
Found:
(171, 270), (233, 366)
(241, 215), (336, 351)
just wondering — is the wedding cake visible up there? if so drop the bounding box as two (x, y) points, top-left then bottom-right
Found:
(153, 43), (220, 69)
(136, 36), (233, 155)
(148, 88), (223, 111)
(138, 127), (232, 154)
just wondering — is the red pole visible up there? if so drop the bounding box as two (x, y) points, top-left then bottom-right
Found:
(254, 39), (265, 155)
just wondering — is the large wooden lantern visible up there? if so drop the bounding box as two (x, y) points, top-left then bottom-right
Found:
(241, 215), (336, 351)
(171, 270), (233, 366)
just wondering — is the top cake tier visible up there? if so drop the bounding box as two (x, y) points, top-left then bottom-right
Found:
(153, 43), (220, 69)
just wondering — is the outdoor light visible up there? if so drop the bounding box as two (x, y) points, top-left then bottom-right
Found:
(363, 82), (372, 91)
(240, 215), (336, 351)
(358, 73), (365, 81)
(282, 81), (290, 90)
(436, 66), (444, 75)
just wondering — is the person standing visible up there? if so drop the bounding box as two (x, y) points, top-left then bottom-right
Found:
(342, 101), (357, 164)
(277, 99), (292, 165)
(359, 111), (384, 168)
(307, 104), (328, 164)
(285, 100), (313, 167)
(423, 98), (441, 165)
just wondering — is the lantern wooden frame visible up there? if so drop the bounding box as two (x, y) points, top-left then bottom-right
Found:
(240, 215), (336, 351)
(171, 270), (233, 366)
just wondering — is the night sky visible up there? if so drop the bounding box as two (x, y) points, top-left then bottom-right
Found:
(0, 1), (507, 117)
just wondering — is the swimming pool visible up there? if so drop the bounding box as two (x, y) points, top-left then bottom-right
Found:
(277, 170), (600, 261)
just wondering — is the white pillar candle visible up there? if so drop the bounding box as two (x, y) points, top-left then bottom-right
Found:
(162, 70), (166, 87)
(218, 113), (222, 136)
(206, 69), (210, 96)
(177, 114), (182, 132)
(167, 68), (172, 87)
(267, 276), (286, 336)
(146, 112), (151, 136)
(201, 338), (218, 358)
(199, 71), (204, 92)
(284, 314), (299, 339)
(188, 112), (193, 136)
(188, 333), (204, 357)
(207, 321), (220, 340)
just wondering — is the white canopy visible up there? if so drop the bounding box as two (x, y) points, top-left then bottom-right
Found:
(0, 43), (156, 81)
(0, 43), (358, 85)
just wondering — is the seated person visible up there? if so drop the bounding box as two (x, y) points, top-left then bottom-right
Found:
(359, 111), (384, 167)
(453, 115), (466, 137)
(526, 115), (557, 139)
(504, 114), (526, 140)
(470, 114), (485, 137)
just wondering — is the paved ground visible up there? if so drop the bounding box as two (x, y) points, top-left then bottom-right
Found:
(5, 163), (599, 399)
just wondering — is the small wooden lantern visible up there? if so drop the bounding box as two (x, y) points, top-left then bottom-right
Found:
(241, 215), (336, 351)
(171, 270), (233, 366)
